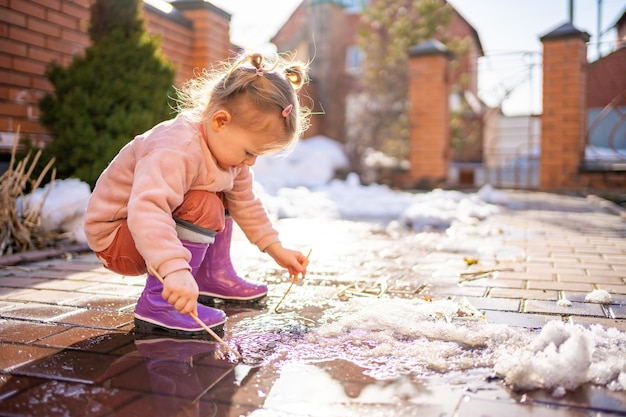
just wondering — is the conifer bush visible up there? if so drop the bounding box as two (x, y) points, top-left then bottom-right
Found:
(38, 0), (175, 188)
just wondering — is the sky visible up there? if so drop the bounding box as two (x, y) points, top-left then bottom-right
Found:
(208, 0), (625, 115)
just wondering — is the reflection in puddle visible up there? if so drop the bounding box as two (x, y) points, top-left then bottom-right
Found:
(229, 311), (314, 366)
(107, 334), (244, 415)
(260, 362), (362, 416)
(252, 360), (502, 417)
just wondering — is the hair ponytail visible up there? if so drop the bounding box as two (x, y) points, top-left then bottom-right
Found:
(284, 65), (306, 90)
(176, 52), (311, 151)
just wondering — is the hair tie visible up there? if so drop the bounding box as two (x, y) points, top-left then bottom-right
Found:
(282, 104), (293, 118)
(256, 68), (264, 77)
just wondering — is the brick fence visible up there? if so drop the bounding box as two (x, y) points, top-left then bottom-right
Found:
(406, 23), (625, 191)
(0, 0), (231, 150)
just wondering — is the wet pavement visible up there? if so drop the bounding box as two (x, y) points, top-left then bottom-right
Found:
(0, 190), (625, 416)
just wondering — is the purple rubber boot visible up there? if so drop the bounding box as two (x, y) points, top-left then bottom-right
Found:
(134, 240), (226, 336)
(197, 217), (268, 303)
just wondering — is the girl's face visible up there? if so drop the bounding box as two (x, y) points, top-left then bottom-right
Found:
(206, 110), (284, 170)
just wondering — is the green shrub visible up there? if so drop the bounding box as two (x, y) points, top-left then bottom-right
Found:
(38, 0), (175, 188)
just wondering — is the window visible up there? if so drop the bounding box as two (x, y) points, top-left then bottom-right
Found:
(344, 0), (369, 13)
(346, 45), (364, 74)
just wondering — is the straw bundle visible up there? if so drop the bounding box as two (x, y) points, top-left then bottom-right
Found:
(0, 128), (56, 256)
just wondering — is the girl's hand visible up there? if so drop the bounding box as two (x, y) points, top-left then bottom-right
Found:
(161, 269), (199, 315)
(265, 243), (309, 279)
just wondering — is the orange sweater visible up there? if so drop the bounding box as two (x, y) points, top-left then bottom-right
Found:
(84, 114), (279, 278)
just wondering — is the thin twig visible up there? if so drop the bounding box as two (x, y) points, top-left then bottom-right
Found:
(458, 268), (514, 283)
(148, 266), (241, 359)
(273, 248), (312, 313)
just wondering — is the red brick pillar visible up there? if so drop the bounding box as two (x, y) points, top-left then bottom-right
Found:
(171, 1), (231, 70)
(407, 39), (453, 188)
(539, 23), (590, 190)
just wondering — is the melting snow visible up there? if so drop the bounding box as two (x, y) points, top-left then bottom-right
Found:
(585, 289), (613, 304)
(260, 297), (626, 395)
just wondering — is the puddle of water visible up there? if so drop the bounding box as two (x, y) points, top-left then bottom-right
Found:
(250, 360), (507, 417)
(228, 310), (315, 366)
(228, 296), (626, 398)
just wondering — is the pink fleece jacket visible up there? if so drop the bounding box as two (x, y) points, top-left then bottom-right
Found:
(84, 114), (279, 278)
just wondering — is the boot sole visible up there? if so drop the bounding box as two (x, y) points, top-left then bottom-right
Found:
(133, 317), (225, 339)
(198, 293), (267, 305)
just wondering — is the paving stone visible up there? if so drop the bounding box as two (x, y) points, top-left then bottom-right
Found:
(488, 288), (558, 301)
(0, 301), (17, 311)
(527, 384), (626, 415)
(0, 277), (48, 288)
(13, 349), (124, 384)
(422, 285), (487, 297)
(611, 304), (626, 319)
(524, 299), (606, 317)
(3, 289), (82, 304)
(0, 319), (68, 344)
(0, 287), (32, 300)
(606, 285), (626, 298)
(559, 274), (624, 285)
(569, 315), (626, 331)
(564, 291), (626, 305)
(461, 296), (521, 312)
(0, 374), (47, 401)
(37, 328), (121, 349)
(61, 294), (137, 311)
(54, 309), (135, 329)
(0, 342), (61, 372)
(78, 283), (143, 297)
(526, 280), (593, 292)
(0, 380), (139, 416)
(1, 303), (81, 322)
(461, 277), (525, 289)
(455, 395), (590, 416)
(482, 310), (557, 328)
(30, 279), (95, 292)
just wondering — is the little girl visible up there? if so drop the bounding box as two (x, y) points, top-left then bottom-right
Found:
(84, 52), (310, 336)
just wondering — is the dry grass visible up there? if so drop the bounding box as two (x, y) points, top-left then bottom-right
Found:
(0, 128), (56, 256)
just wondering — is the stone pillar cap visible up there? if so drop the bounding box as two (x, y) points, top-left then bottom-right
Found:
(408, 39), (454, 59)
(540, 21), (590, 42)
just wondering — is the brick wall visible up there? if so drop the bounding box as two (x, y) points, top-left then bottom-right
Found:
(0, 0), (91, 148)
(170, 1), (231, 78)
(406, 40), (453, 188)
(540, 23), (626, 190)
(540, 27), (589, 190)
(0, 0), (231, 151)
(586, 47), (626, 108)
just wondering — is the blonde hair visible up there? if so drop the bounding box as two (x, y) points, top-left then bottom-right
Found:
(175, 52), (310, 152)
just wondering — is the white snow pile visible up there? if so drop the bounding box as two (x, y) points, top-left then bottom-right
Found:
(277, 297), (626, 396)
(254, 137), (506, 228)
(253, 135), (350, 195)
(585, 289), (613, 304)
(16, 135), (509, 245)
(18, 178), (90, 244)
(494, 320), (626, 395)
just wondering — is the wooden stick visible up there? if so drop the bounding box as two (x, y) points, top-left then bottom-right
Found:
(273, 248), (312, 313)
(148, 266), (241, 359)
